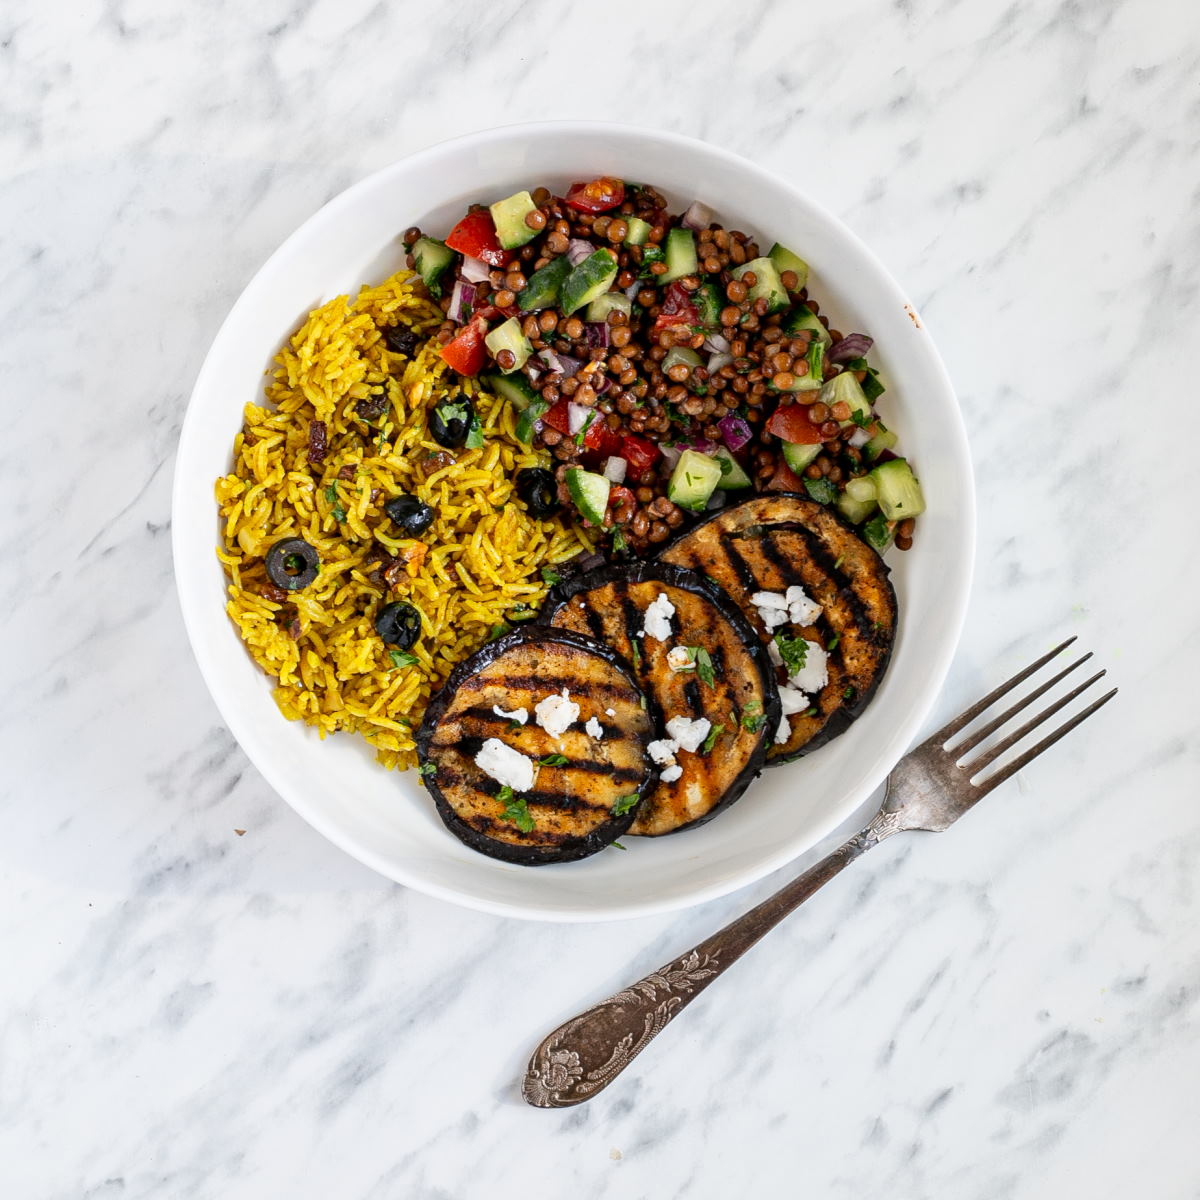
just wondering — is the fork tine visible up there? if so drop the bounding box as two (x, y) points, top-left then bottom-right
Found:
(950, 652), (1095, 757)
(930, 636), (1077, 746)
(960, 669), (1108, 774)
(971, 687), (1118, 792)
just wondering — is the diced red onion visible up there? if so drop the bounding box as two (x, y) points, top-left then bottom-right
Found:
(567, 239), (594, 267)
(585, 322), (610, 349)
(705, 488), (728, 510)
(602, 456), (628, 484)
(624, 281), (643, 300)
(460, 255), (491, 283)
(875, 448), (898, 464)
(828, 333), (874, 363)
(567, 402), (592, 435)
(848, 426), (871, 449)
(446, 279), (475, 324)
(681, 200), (714, 230)
(677, 438), (718, 456)
(702, 333), (730, 354)
(706, 352), (733, 374)
(593, 373), (613, 395)
(718, 414), (753, 452)
(537, 349), (582, 379)
(659, 443), (683, 469)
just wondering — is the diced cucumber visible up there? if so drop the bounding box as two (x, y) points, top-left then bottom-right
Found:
(844, 475), (878, 503)
(481, 371), (538, 410)
(565, 467), (611, 525)
(781, 305), (832, 347)
(624, 216), (652, 246)
(864, 425), (898, 460)
(777, 372), (823, 394)
(518, 255), (571, 312)
(844, 356), (886, 401)
(662, 346), (702, 374)
(692, 282), (723, 328)
(767, 243), (810, 289)
(484, 317), (533, 373)
(734, 257), (788, 315)
(586, 292), (632, 323)
(821, 371), (872, 426)
(489, 190), (540, 250)
(667, 449), (723, 511)
(560, 250), (619, 315)
(638, 243), (666, 279)
(660, 228), (697, 283)
(837, 492), (877, 525)
(870, 458), (926, 520)
(411, 237), (454, 298)
(713, 447), (752, 490)
(806, 339), (825, 386)
(781, 441), (821, 474)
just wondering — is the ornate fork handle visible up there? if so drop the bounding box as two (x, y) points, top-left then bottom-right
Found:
(522, 809), (903, 1108)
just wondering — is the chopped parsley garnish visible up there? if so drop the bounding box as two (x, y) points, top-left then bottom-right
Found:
(324, 483), (338, 503)
(333, 503), (347, 522)
(849, 408), (874, 429)
(498, 790), (535, 833)
(574, 411), (596, 447)
(388, 650), (418, 670)
(612, 527), (628, 552)
(689, 646), (715, 687)
(774, 633), (808, 678)
(826, 634), (840, 651)
(612, 792), (640, 817)
(863, 513), (892, 551)
(464, 411), (485, 449)
(418, 762), (436, 777)
(843, 686), (856, 700)
(700, 723), (724, 754)
(833, 555), (844, 569)
(630, 639), (642, 667)
(541, 567), (561, 586)
(804, 478), (838, 506)
(609, 841), (628, 851)
(515, 398), (549, 445)
(539, 754), (569, 766)
(488, 622), (511, 641)
(805, 706), (819, 718)
(509, 603), (537, 622)
(740, 700), (766, 733)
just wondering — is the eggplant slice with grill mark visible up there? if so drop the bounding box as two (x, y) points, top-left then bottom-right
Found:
(416, 626), (654, 865)
(659, 493), (897, 763)
(544, 562), (780, 837)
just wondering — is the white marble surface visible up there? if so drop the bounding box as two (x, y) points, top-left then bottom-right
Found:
(3, 1), (1197, 1195)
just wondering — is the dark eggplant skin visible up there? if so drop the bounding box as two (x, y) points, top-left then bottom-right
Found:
(659, 493), (898, 764)
(416, 625), (655, 865)
(543, 560), (781, 837)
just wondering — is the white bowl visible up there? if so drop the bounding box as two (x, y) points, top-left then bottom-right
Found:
(173, 122), (974, 922)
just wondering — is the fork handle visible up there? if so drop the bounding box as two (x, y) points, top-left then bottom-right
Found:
(521, 811), (900, 1108)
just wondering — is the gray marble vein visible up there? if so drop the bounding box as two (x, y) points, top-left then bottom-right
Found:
(2, 0), (1198, 1196)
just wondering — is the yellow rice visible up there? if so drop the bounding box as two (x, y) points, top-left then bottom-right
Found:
(215, 269), (593, 770)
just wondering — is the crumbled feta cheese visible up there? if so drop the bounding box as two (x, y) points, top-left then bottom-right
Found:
(666, 645), (695, 672)
(492, 704), (528, 724)
(605, 707), (615, 717)
(641, 592), (676, 641)
(774, 714), (792, 745)
(760, 606), (790, 631)
(665, 715), (711, 753)
(647, 738), (678, 766)
(778, 684), (810, 715)
(659, 763), (683, 783)
(785, 584), (823, 626)
(789, 640), (829, 694)
(534, 688), (579, 739)
(750, 590), (788, 610)
(585, 715), (604, 739)
(767, 639), (784, 668)
(473, 738), (534, 791)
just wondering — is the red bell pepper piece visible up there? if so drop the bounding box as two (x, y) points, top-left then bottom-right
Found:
(543, 398), (573, 435)
(618, 433), (661, 482)
(564, 177), (625, 214)
(438, 317), (488, 376)
(766, 403), (826, 444)
(652, 282), (700, 333)
(445, 208), (513, 267)
(583, 415), (623, 458)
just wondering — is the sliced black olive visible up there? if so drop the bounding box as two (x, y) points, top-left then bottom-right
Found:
(515, 468), (560, 518)
(375, 601), (422, 649)
(384, 493), (435, 535)
(265, 538), (320, 591)
(429, 397), (473, 448)
(384, 325), (419, 356)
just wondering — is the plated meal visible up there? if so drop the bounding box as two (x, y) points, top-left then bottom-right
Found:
(215, 175), (925, 866)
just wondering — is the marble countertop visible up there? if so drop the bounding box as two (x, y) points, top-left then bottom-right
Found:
(4, 1), (1197, 1195)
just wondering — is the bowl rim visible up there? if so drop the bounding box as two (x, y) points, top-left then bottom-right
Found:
(172, 119), (975, 922)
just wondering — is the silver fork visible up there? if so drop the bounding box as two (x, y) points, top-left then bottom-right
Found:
(522, 636), (1117, 1108)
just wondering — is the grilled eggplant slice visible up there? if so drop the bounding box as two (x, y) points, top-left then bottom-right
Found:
(659, 493), (897, 763)
(416, 627), (654, 865)
(544, 562), (779, 837)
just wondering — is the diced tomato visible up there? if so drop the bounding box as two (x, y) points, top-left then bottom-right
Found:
(543, 398), (573, 435)
(767, 459), (808, 492)
(583, 415), (623, 459)
(565, 177), (625, 214)
(605, 484), (636, 520)
(766, 403), (826, 444)
(619, 433), (661, 482)
(438, 318), (488, 376)
(473, 302), (520, 322)
(445, 209), (513, 267)
(652, 282), (700, 333)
